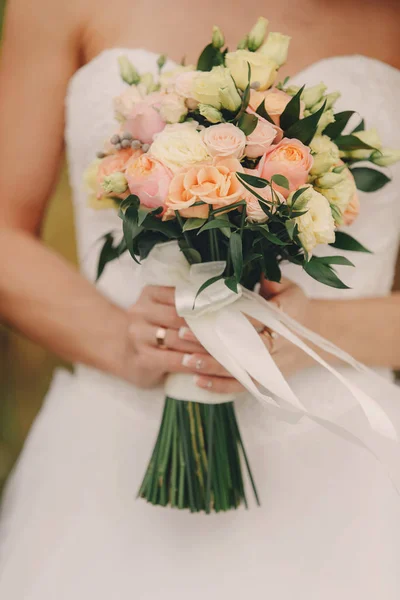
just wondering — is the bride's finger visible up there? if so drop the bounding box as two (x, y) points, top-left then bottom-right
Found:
(194, 375), (245, 394)
(142, 303), (186, 330)
(133, 324), (205, 354)
(152, 350), (232, 377)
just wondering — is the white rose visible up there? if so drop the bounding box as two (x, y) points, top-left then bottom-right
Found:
(113, 84), (147, 121)
(174, 71), (199, 109)
(225, 49), (278, 91)
(150, 123), (211, 172)
(159, 93), (188, 124)
(258, 32), (291, 67)
(289, 186), (335, 254)
(192, 66), (241, 110)
(159, 65), (196, 92)
(309, 135), (341, 176)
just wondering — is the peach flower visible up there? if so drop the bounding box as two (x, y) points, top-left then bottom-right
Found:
(201, 123), (246, 159)
(342, 169), (360, 226)
(125, 154), (173, 211)
(165, 158), (244, 219)
(249, 88), (304, 127)
(96, 148), (142, 198)
(125, 101), (166, 145)
(245, 112), (282, 158)
(260, 138), (313, 198)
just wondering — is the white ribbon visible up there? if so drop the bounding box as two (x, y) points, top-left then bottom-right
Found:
(142, 241), (400, 448)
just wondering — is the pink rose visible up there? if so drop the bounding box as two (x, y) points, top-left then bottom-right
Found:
(242, 168), (286, 222)
(174, 71), (199, 109)
(245, 112), (282, 158)
(260, 138), (313, 198)
(125, 154), (173, 211)
(342, 170), (360, 226)
(249, 88), (304, 127)
(202, 123), (246, 159)
(96, 148), (142, 198)
(125, 102), (166, 144)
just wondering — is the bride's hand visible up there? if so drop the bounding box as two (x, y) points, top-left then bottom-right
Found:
(123, 285), (244, 393)
(259, 277), (313, 377)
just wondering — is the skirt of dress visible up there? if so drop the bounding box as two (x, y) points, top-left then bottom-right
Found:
(0, 364), (399, 600)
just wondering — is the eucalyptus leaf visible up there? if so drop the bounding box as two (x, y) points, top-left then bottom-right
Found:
(322, 110), (355, 139)
(329, 231), (371, 253)
(350, 167), (391, 192)
(280, 85), (304, 131)
(285, 101), (326, 145)
(229, 232), (243, 280)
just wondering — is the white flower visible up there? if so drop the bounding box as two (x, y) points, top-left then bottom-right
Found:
(289, 186), (335, 254)
(159, 93), (188, 124)
(371, 147), (400, 167)
(343, 128), (382, 160)
(302, 83), (327, 110)
(101, 172), (128, 195)
(316, 109), (335, 135)
(159, 65), (196, 93)
(258, 32), (291, 67)
(150, 123), (211, 172)
(225, 50), (278, 91)
(192, 66), (241, 110)
(309, 135), (340, 176)
(198, 104), (224, 123)
(113, 84), (147, 121)
(247, 17), (269, 52)
(315, 168), (357, 216)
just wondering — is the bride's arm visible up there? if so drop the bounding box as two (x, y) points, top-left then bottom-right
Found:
(0, 1), (243, 393)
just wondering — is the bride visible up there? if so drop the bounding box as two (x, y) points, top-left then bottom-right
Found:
(0, 0), (400, 597)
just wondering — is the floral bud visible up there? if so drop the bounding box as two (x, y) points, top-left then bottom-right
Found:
(101, 172), (128, 195)
(302, 83), (327, 109)
(315, 170), (347, 189)
(212, 26), (225, 49)
(140, 72), (157, 92)
(237, 36), (248, 50)
(258, 32), (291, 67)
(118, 56), (140, 85)
(219, 83), (242, 112)
(316, 109), (335, 135)
(157, 54), (167, 71)
(285, 85), (301, 97)
(371, 147), (400, 167)
(198, 104), (224, 123)
(247, 17), (269, 52)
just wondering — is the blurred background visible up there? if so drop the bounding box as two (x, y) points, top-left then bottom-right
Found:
(0, 1), (399, 495)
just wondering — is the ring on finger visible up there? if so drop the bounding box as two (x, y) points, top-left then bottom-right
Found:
(155, 326), (168, 350)
(260, 326), (279, 354)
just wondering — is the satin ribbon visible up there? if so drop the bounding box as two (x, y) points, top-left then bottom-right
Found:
(142, 241), (400, 446)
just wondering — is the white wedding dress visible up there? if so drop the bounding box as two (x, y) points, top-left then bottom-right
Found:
(1, 50), (400, 599)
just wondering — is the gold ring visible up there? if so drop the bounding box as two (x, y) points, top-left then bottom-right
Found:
(260, 326), (279, 355)
(155, 327), (168, 350)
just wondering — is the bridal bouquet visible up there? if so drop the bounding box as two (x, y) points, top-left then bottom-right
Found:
(86, 17), (400, 513)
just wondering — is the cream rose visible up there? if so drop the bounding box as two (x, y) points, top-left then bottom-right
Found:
(159, 65), (196, 92)
(202, 123), (246, 159)
(159, 93), (188, 124)
(225, 50), (278, 91)
(113, 84), (147, 121)
(288, 186), (335, 254)
(150, 122), (211, 172)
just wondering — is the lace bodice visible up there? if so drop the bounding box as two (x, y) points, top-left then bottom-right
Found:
(65, 50), (400, 307)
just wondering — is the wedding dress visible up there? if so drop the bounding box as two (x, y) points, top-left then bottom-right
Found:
(0, 50), (400, 599)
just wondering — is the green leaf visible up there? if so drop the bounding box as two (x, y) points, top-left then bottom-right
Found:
(289, 186), (308, 209)
(118, 194), (140, 217)
(285, 219), (297, 240)
(243, 252), (263, 266)
(351, 118), (365, 133)
(197, 43), (224, 71)
(262, 253), (281, 282)
(198, 219), (235, 234)
(182, 218), (207, 232)
(280, 85), (304, 130)
(212, 200), (246, 215)
(350, 167), (391, 192)
(285, 101), (326, 145)
(96, 233), (124, 281)
(330, 203), (342, 223)
(329, 231), (371, 253)
(122, 206), (143, 261)
(258, 226), (288, 246)
(237, 112), (258, 136)
(178, 239), (203, 264)
(141, 214), (180, 238)
(138, 206), (151, 226)
(312, 255), (355, 267)
(224, 276), (239, 294)
(271, 174), (290, 190)
(237, 172), (269, 188)
(335, 135), (376, 151)
(322, 111), (355, 139)
(229, 232), (243, 280)
(303, 258), (350, 289)
(194, 275), (224, 303)
(256, 100), (275, 124)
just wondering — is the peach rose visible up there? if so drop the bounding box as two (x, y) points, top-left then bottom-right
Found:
(249, 88), (304, 127)
(125, 154), (173, 211)
(342, 169), (360, 226)
(260, 138), (313, 198)
(96, 148), (142, 198)
(201, 123), (246, 159)
(165, 158), (244, 219)
(125, 101), (166, 145)
(245, 112), (282, 158)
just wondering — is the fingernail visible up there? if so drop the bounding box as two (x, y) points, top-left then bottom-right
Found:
(182, 355), (205, 370)
(194, 376), (213, 389)
(182, 354), (192, 367)
(178, 326), (197, 342)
